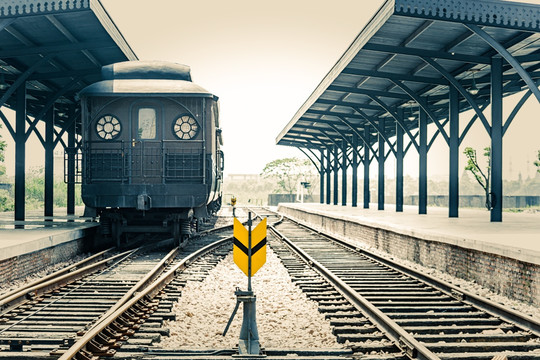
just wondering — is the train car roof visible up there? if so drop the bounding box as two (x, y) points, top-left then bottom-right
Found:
(79, 60), (216, 98)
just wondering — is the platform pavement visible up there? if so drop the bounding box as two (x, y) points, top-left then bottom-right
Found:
(277, 203), (540, 266)
(0, 208), (97, 261)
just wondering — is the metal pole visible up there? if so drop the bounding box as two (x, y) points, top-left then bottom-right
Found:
(352, 134), (358, 207)
(67, 110), (75, 216)
(491, 56), (503, 222)
(45, 109), (54, 218)
(320, 149), (324, 204)
(14, 83), (26, 222)
(364, 126), (370, 209)
(326, 148), (331, 204)
(396, 111), (404, 213)
(419, 108), (428, 215)
(333, 144), (338, 205)
(247, 212), (252, 292)
(341, 140), (347, 206)
(378, 118), (385, 211)
(449, 86), (459, 218)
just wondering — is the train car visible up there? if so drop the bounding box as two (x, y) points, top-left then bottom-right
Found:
(79, 60), (223, 245)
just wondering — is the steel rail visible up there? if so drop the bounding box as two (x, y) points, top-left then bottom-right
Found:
(286, 216), (540, 338)
(58, 235), (233, 360)
(269, 224), (441, 360)
(85, 246), (180, 333)
(0, 247), (115, 303)
(0, 248), (137, 314)
(247, 207), (283, 226)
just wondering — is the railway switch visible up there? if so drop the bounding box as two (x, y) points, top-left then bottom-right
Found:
(223, 212), (267, 356)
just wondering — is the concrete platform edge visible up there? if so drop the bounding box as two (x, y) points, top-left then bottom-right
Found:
(279, 203), (540, 266)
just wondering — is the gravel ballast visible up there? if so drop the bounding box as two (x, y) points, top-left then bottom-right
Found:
(160, 245), (341, 349)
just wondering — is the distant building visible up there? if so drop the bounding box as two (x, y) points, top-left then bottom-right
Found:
(225, 174), (261, 181)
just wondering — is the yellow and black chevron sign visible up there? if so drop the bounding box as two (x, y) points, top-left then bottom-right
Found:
(233, 217), (267, 277)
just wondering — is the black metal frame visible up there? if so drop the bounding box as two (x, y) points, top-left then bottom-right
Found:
(276, 0), (540, 222)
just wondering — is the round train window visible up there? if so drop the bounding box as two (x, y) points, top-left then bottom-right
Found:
(96, 115), (121, 140)
(173, 115), (199, 140)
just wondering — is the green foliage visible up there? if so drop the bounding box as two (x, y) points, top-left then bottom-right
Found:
(0, 123), (9, 210)
(535, 150), (540, 174)
(0, 123), (5, 164)
(464, 146), (491, 210)
(25, 168), (83, 209)
(261, 157), (316, 195)
(0, 189), (13, 211)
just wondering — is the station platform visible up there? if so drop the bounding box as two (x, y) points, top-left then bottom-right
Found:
(277, 203), (540, 305)
(0, 209), (98, 283)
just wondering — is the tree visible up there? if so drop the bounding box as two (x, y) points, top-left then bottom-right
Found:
(261, 157), (315, 195)
(0, 122), (6, 178)
(535, 150), (540, 174)
(464, 146), (491, 210)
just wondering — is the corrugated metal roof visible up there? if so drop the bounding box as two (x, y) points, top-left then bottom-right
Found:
(0, 0), (137, 133)
(276, 0), (540, 150)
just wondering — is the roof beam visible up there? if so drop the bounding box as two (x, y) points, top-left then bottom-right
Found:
(341, 67), (448, 85)
(375, 20), (434, 72)
(306, 109), (370, 122)
(363, 43), (491, 64)
(27, 68), (100, 80)
(0, 41), (113, 58)
(315, 98), (382, 111)
(45, 15), (102, 67)
(328, 84), (411, 100)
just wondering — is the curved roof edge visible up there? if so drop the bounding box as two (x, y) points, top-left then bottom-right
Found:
(0, 0), (90, 17)
(276, 0), (395, 144)
(101, 60), (192, 81)
(276, 0), (540, 146)
(395, 0), (540, 31)
(79, 79), (214, 97)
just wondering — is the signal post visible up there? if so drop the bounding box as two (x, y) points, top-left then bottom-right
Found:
(223, 212), (267, 356)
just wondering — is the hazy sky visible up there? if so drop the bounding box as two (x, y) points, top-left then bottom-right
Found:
(99, 0), (389, 175)
(1, 0), (539, 180)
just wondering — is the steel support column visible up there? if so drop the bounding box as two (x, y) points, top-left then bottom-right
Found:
(449, 87), (459, 218)
(419, 109), (427, 214)
(67, 119), (76, 216)
(341, 141), (347, 206)
(396, 110), (404, 212)
(378, 118), (385, 210)
(363, 127), (370, 209)
(44, 109), (54, 218)
(14, 84), (26, 222)
(333, 145), (338, 205)
(352, 134), (358, 207)
(326, 148), (331, 205)
(319, 149), (324, 204)
(491, 57), (503, 222)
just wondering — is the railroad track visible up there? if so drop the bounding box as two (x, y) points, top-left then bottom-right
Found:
(0, 223), (235, 360)
(248, 207), (540, 360)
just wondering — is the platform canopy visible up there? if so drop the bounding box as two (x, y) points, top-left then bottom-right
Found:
(0, 0), (137, 135)
(0, 0), (138, 221)
(276, 0), (540, 222)
(277, 0), (540, 149)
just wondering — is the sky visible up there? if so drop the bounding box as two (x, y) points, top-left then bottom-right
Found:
(1, 0), (540, 180)
(98, 0), (388, 175)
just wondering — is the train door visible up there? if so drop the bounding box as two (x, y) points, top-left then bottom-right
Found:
(131, 106), (162, 184)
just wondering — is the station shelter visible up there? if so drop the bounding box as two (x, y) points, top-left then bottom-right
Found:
(0, 0), (137, 220)
(276, 0), (540, 222)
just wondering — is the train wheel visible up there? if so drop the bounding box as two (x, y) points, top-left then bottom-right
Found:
(111, 221), (121, 248)
(173, 221), (181, 246)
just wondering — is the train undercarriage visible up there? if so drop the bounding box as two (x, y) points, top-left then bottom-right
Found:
(90, 200), (221, 248)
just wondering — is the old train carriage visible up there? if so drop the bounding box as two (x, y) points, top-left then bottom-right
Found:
(79, 61), (223, 245)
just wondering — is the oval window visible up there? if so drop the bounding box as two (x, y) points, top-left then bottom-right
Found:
(96, 115), (121, 140)
(173, 115), (199, 140)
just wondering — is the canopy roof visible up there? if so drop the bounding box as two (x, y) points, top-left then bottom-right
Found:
(276, 0), (540, 150)
(0, 0), (137, 133)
